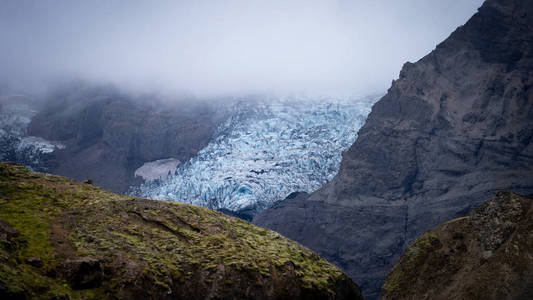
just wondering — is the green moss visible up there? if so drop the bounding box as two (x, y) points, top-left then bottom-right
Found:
(0, 164), (109, 299)
(0, 185), (55, 270)
(382, 232), (441, 298)
(0, 163), (351, 299)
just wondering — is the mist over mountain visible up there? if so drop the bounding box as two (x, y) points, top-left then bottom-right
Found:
(0, 0), (483, 97)
(4, 1), (531, 300)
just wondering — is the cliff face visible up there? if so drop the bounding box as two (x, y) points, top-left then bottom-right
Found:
(26, 85), (228, 193)
(382, 191), (533, 300)
(0, 162), (363, 300)
(254, 0), (533, 298)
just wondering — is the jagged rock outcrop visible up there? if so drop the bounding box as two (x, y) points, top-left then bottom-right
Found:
(382, 191), (533, 300)
(0, 162), (364, 300)
(254, 0), (533, 298)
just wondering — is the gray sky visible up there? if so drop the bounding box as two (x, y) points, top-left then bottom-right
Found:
(0, 0), (484, 97)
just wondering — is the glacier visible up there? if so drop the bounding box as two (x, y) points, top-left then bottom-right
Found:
(133, 95), (380, 215)
(0, 97), (63, 170)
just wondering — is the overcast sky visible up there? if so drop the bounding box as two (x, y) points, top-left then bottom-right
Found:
(0, 0), (484, 97)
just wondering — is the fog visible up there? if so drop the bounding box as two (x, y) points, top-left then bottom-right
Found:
(0, 0), (484, 97)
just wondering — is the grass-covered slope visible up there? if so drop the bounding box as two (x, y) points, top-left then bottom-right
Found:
(0, 162), (363, 300)
(382, 191), (533, 300)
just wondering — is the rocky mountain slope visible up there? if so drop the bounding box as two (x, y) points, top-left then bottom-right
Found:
(255, 0), (533, 298)
(382, 191), (533, 300)
(135, 96), (378, 218)
(21, 84), (229, 193)
(1, 86), (377, 208)
(0, 162), (364, 300)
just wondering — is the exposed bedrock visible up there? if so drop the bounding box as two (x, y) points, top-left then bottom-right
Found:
(255, 0), (533, 298)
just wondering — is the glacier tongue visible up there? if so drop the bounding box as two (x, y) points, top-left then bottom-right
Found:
(134, 95), (380, 214)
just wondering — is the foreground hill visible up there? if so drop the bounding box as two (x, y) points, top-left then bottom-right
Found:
(255, 0), (533, 298)
(0, 162), (363, 300)
(383, 191), (533, 300)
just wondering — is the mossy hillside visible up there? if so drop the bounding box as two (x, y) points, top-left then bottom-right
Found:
(0, 163), (111, 299)
(382, 192), (533, 300)
(381, 215), (476, 300)
(0, 162), (362, 299)
(381, 231), (443, 299)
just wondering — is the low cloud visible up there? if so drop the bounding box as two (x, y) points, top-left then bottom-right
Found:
(0, 0), (484, 97)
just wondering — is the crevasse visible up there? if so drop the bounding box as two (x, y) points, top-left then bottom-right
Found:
(134, 95), (380, 214)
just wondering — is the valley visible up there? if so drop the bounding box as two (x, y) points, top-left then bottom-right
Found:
(1, 0), (532, 299)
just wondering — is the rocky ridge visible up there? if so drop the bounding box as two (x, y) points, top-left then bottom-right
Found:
(254, 0), (533, 298)
(382, 191), (533, 300)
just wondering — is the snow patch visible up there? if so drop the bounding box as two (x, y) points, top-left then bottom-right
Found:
(18, 136), (65, 153)
(134, 158), (181, 181)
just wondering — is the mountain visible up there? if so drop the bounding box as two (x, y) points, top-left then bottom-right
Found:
(382, 191), (533, 300)
(0, 162), (364, 300)
(254, 0), (533, 298)
(134, 96), (378, 218)
(0, 83), (230, 193)
(1, 87), (378, 210)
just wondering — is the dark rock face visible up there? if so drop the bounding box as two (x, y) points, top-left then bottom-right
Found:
(217, 208), (255, 222)
(0, 219), (19, 245)
(382, 192), (533, 300)
(255, 0), (533, 298)
(62, 258), (104, 290)
(27, 84), (229, 193)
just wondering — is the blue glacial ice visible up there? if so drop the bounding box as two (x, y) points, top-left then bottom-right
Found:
(0, 97), (64, 169)
(134, 95), (380, 214)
